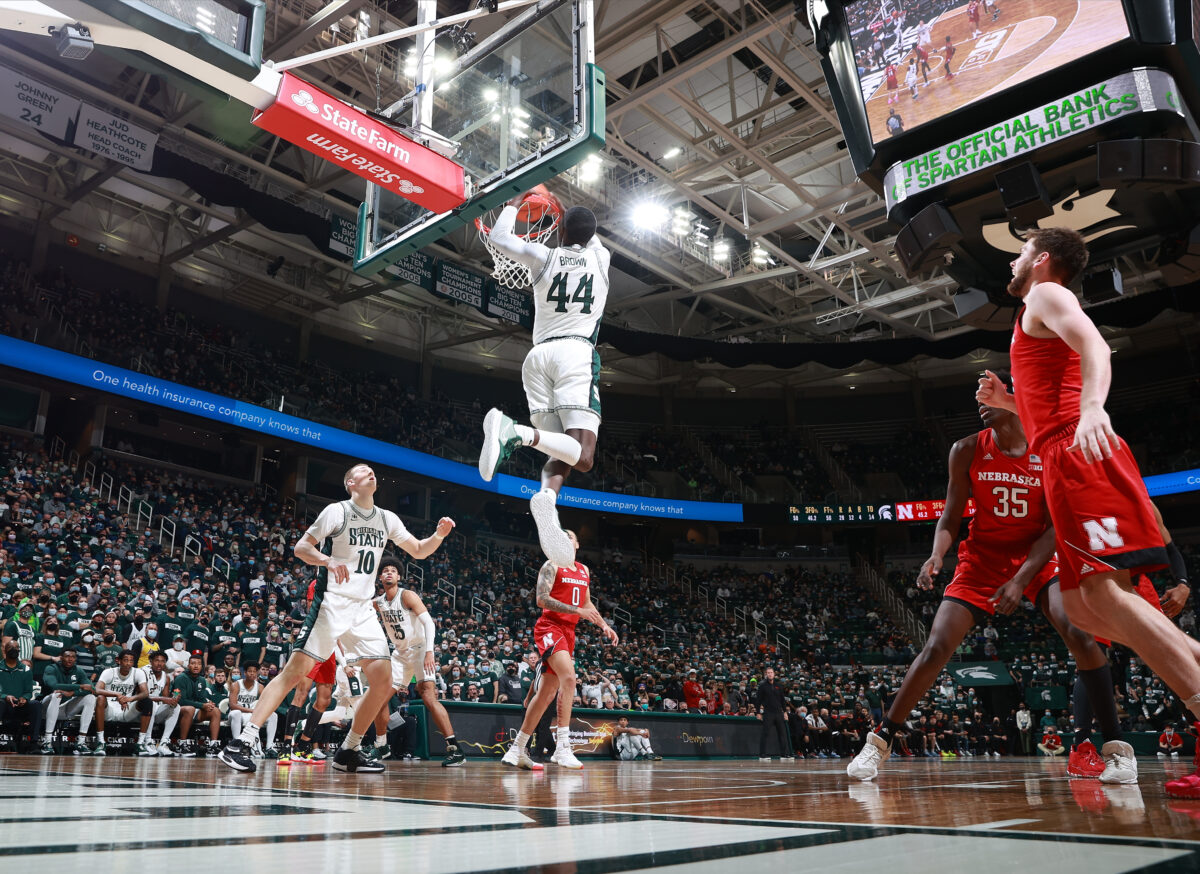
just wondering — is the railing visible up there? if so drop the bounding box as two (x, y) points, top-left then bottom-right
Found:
(98, 472), (114, 503)
(734, 606), (749, 634)
(49, 435), (65, 460)
(471, 596), (493, 622)
(436, 578), (457, 611)
(647, 623), (666, 643)
(612, 606), (631, 628)
(67, 449), (79, 470)
(753, 618), (768, 640)
(855, 554), (928, 646)
(184, 534), (204, 561)
(117, 485), (133, 514)
(135, 499), (153, 533)
(406, 562), (425, 594)
(82, 460), (96, 488)
(696, 584), (709, 608)
(776, 632), (791, 654)
(714, 595), (727, 620)
(158, 517), (176, 553)
(680, 428), (758, 503)
(476, 541), (490, 562)
(212, 553), (233, 581)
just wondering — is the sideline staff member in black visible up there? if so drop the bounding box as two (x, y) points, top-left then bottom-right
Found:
(756, 666), (792, 761)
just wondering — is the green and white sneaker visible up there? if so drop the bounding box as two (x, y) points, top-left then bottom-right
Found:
(92, 742), (107, 757)
(478, 408), (522, 482)
(136, 742), (157, 757)
(39, 740), (54, 756)
(70, 741), (92, 756)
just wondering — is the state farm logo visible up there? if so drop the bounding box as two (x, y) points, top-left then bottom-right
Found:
(291, 89), (321, 114)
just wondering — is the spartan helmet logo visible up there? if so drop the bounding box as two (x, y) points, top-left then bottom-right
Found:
(878, 504), (894, 521)
(291, 89), (321, 114)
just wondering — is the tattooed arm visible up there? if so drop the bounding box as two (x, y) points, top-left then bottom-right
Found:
(535, 562), (577, 615)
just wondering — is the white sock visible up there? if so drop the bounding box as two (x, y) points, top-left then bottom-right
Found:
(239, 723), (260, 745)
(97, 731), (105, 742)
(556, 726), (571, 749)
(374, 736), (388, 748)
(138, 732), (148, 743)
(528, 430), (582, 467)
(343, 730), (363, 751)
(514, 424), (535, 444)
(514, 730), (530, 749)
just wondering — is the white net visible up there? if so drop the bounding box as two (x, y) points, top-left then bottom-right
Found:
(476, 201), (562, 289)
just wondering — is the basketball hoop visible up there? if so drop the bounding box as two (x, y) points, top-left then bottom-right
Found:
(476, 189), (564, 288)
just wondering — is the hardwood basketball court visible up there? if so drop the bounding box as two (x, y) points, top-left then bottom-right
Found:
(4, 755), (1199, 871)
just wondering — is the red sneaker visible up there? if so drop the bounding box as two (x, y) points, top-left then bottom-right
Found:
(1067, 740), (1105, 778)
(1166, 770), (1200, 799)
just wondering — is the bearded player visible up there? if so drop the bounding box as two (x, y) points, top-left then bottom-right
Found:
(219, 463), (455, 774)
(848, 381), (1135, 783)
(478, 190), (611, 569)
(372, 557), (465, 767)
(975, 227), (1200, 797)
(501, 530), (618, 770)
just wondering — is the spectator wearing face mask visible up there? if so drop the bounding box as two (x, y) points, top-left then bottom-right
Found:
(497, 660), (524, 703)
(94, 620), (124, 675)
(155, 600), (187, 646)
(75, 628), (99, 680)
(32, 612), (68, 684)
(237, 620), (264, 668)
(165, 634), (189, 673)
(129, 621), (161, 670)
(3, 598), (37, 666)
(261, 625), (287, 671)
(1, 638), (40, 749)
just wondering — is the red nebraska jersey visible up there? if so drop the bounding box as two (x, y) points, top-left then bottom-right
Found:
(960, 428), (1049, 561)
(1011, 306), (1083, 451)
(540, 561), (591, 627)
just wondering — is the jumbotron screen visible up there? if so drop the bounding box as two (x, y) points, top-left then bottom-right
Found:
(846, 0), (1131, 143)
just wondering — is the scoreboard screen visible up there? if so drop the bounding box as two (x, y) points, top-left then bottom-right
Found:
(789, 503), (881, 524)
(846, 0), (1131, 144)
(891, 498), (977, 522)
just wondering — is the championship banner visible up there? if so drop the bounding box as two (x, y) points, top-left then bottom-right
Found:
(948, 661), (1012, 687)
(387, 250), (435, 291)
(433, 260), (486, 309)
(485, 284), (533, 330)
(252, 71), (465, 214)
(883, 69), (1186, 211)
(0, 64), (80, 139)
(427, 702), (761, 759)
(73, 102), (158, 171)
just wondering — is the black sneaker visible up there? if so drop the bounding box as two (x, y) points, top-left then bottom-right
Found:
(332, 746), (385, 773)
(218, 739), (258, 773)
(442, 744), (466, 767)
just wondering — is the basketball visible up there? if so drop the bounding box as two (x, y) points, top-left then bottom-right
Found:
(517, 184), (562, 224)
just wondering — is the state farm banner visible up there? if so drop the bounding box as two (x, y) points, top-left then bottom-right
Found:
(252, 72), (465, 214)
(73, 103), (157, 171)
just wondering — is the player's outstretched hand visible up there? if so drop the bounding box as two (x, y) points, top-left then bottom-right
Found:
(916, 555), (942, 590)
(601, 624), (619, 646)
(435, 517), (456, 538)
(579, 605), (605, 627)
(326, 558), (350, 584)
(1067, 406), (1117, 464)
(989, 577), (1023, 615)
(975, 370), (1016, 412)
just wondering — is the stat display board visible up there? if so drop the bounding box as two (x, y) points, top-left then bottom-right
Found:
(789, 503), (882, 524)
(846, 0), (1130, 145)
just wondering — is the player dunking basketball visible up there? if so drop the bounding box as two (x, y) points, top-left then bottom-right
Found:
(478, 192), (611, 568)
(501, 530), (617, 770)
(848, 381), (1134, 782)
(976, 227), (1200, 798)
(218, 463), (455, 774)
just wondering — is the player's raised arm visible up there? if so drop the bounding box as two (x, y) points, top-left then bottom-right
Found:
(488, 195), (554, 272)
(394, 516), (456, 560)
(1026, 282), (1117, 463)
(918, 436), (975, 591)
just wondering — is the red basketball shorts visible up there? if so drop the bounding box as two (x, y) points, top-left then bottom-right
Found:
(1041, 429), (1167, 591)
(534, 616), (576, 674)
(943, 549), (1058, 616)
(306, 652), (337, 685)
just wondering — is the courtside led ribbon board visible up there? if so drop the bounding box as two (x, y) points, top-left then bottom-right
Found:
(0, 335), (741, 523)
(883, 68), (1186, 212)
(252, 71), (466, 214)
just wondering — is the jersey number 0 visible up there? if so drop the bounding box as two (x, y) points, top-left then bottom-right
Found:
(546, 272), (594, 314)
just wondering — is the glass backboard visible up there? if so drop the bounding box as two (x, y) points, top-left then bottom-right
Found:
(355, 0), (603, 276)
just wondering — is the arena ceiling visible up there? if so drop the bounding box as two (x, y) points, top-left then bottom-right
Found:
(0, 0), (1193, 397)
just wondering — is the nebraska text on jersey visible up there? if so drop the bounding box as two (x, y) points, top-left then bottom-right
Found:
(976, 471), (1041, 486)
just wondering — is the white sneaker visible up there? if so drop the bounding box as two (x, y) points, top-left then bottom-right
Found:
(1172, 751), (1180, 759)
(479, 408), (521, 482)
(157, 741), (175, 757)
(530, 489), (574, 568)
(1099, 740), (1138, 784)
(501, 743), (544, 770)
(847, 731), (890, 781)
(759, 757), (771, 762)
(551, 745), (583, 770)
